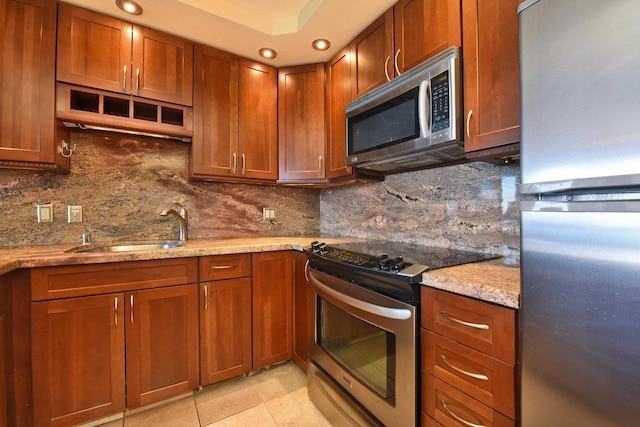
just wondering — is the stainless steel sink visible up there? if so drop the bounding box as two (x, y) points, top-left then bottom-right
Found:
(66, 241), (186, 253)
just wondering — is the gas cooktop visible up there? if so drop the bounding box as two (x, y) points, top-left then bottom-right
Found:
(304, 240), (499, 305)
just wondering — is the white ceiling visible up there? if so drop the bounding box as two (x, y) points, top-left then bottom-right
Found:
(63, 0), (397, 67)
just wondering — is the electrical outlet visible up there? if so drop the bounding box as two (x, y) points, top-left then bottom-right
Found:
(263, 208), (276, 220)
(68, 205), (83, 223)
(37, 204), (53, 223)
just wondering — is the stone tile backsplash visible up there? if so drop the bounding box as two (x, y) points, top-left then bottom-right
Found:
(320, 162), (521, 257)
(0, 130), (520, 258)
(0, 131), (320, 247)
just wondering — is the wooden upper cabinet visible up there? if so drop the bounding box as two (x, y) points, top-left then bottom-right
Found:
(350, 0), (461, 100)
(190, 53), (277, 183)
(325, 48), (353, 179)
(190, 45), (239, 179)
(238, 59), (278, 181)
(394, 0), (462, 73)
(56, 3), (131, 94)
(56, 3), (193, 106)
(278, 64), (326, 181)
(463, 0), (520, 156)
(350, 9), (394, 99)
(132, 26), (193, 106)
(0, 0), (69, 173)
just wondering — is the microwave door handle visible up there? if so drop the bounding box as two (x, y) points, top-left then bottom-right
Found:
(418, 80), (431, 138)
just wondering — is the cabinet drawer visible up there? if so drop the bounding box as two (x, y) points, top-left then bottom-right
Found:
(199, 254), (251, 281)
(31, 258), (198, 301)
(421, 329), (515, 418)
(421, 287), (516, 363)
(422, 372), (514, 427)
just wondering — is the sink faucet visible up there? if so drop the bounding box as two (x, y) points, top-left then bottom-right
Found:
(160, 203), (188, 241)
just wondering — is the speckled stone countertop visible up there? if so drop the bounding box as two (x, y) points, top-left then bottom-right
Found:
(421, 259), (520, 309)
(1, 237), (520, 308)
(0, 237), (346, 275)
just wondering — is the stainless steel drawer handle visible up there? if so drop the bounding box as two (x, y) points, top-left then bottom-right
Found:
(130, 295), (134, 324)
(114, 297), (118, 326)
(204, 284), (208, 311)
(441, 311), (489, 330)
(440, 355), (489, 381)
(441, 399), (485, 427)
(211, 264), (239, 270)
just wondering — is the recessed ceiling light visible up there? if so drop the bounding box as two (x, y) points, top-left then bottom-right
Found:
(259, 48), (277, 59)
(116, 0), (143, 15)
(312, 39), (331, 51)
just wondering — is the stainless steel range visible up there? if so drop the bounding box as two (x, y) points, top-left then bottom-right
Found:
(304, 241), (497, 427)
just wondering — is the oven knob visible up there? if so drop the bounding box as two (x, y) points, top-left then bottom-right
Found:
(376, 254), (389, 269)
(318, 243), (327, 254)
(310, 241), (320, 252)
(391, 256), (405, 271)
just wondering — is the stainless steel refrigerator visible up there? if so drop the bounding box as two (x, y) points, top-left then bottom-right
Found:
(518, 0), (640, 426)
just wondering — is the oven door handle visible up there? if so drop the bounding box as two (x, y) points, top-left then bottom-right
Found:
(312, 277), (412, 320)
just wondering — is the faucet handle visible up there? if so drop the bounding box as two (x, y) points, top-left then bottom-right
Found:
(175, 202), (187, 218)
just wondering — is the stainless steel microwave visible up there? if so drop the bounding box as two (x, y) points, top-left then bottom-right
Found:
(346, 46), (465, 173)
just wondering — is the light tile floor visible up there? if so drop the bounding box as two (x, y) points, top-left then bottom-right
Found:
(97, 362), (331, 427)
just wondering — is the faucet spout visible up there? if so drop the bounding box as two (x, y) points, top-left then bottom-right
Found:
(160, 203), (188, 241)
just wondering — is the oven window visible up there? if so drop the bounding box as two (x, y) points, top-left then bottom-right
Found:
(317, 297), (396, 401)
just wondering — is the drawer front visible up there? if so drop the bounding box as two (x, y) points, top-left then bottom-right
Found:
(422, 372), (515, 427)
(421, 329), (515, 418)
(421, 287), (516, 363)
(31, 258), (198, 301)
(199, 254), (251, 281)
(422, 412), (443, 426)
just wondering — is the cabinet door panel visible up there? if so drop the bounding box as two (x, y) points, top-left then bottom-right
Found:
(325, 48), (353, 179)
(133, 27), (194, 106)
(31, 294), (125, 427)
(350, 10), (394, 99)
(252, 251), (293, 369)
(0, 0), (68, 171)
(278, 64), (325, 180)
(125, 285), (199, 408)
(239, 59), (278, 180)
(292, 251), (309, 372)
(56, 3), (132, 94)
(463, 0), (520, 153)
(200, 278), (252, 385)
(395, 0), (462, 72)
(190, 45), (239, 178)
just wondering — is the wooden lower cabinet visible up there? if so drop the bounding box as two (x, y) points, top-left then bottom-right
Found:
(292, 251), (309, 372)
(420, 287), (516, 426)
(124, 285), (199, 408)
(31, 294), (126, 427)
(30, 259), (199, 427)
(200, 277), (252, 385)
(252, 252), (293, 369)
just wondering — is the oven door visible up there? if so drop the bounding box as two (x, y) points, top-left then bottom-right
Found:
(307, 268), (417, 427)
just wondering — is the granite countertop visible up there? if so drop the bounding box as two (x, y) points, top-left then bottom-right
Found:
(421, 258), (520, 309)
(0, 237), (521, 308)
(0, 237), (345, 275)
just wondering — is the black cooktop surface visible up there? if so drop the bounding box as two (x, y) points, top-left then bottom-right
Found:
(304, 240), (499, 305)
(328, 240), (498, 270)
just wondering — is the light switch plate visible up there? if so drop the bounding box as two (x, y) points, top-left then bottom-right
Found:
(68, 205), (83, 223)
(37, 204), (53, 223)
